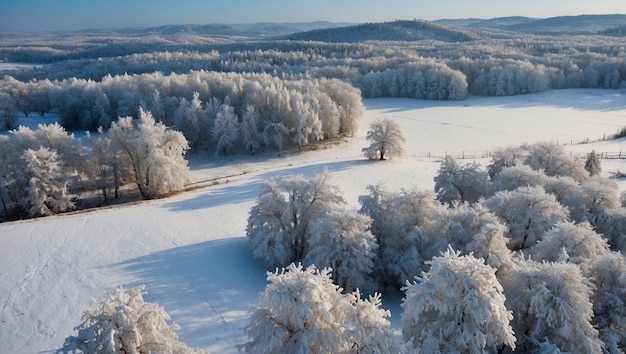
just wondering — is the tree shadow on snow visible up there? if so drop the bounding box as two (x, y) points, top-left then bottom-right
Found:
(108, 238), (268, 351)
(162, 159), (371, 212)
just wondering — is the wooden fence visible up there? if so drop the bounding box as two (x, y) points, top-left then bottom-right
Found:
(409, 150), (625, 160)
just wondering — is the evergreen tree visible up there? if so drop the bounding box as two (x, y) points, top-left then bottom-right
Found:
(584, 149), (602, 177)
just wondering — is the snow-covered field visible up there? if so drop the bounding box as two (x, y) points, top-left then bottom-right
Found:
(1, 89), (625, 353)
(0, 62), (43, 71)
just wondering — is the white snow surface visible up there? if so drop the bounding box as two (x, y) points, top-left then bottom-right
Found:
(1, 89), (625, 353)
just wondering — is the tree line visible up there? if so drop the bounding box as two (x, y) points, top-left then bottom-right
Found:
(0, 108), (190, 221)
(0, 72), (365, 153)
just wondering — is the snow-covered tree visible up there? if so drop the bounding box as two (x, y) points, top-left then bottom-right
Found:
(542, 175), (580, 203)
(529, 221), (610, 274)
(110, 107), (190, 199)
(240, 263), (349, 353)
(524, 141), (588, 182)
(343, 290), (404, 354)
(240, 104), (261, 154)
(263, 122), (289, 150)
(362, 118), (405, 160)
(501, 260), (603, 353)
(212, 104), (240, 155)
(401, 247), (516, 353)
(0, 92), (19, 131)
(305, 208), (378, 293)
(563, 176), (620, 224)
(487, 145), (528, 180)
(482, 186), (570, 251)
(246, 172), (345, 268)
(433, 155), (489, 205)
(589, 252), (626, 353)
(60, 285), (195, 354)
(358, 184), (445, 287)
(491, 164), (549, 193)
(585, 149), (602, 177)
(21, 147), (75, 217)
(240, 263), (399, 354)
(173, 92), (209, 149)
(292, 100), (323, 150)
(426, 203), (514, 270)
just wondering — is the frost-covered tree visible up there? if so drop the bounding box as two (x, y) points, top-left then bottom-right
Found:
(524, 141), (588, 182)
(22, 147), (75, 217)
(491, 164), (549, 193)
(240, 104), (261, 153)
(542, 175), (580, 203)
(110, 107), (190, 199)
(263, 122), (289, 150)
(585, 149), (602, 177)
(84, 128), (120, 203)
(240, 263), (349, 353)
(529, 221), (610, 274)
(594, 207), (626, 252)
(482, 186), (570, 251)
(362, 118), (405, 160)
(487, 145), (528, 180)
(246, 172), (345, 268)
(343, 290), (404, 354)
(433, 155), (489, 205)
(212, 104), (240, 155)
(0, 92), (19, 131)
(401, 247), (516, 353)
(563, 177), (620, 224)
(358, 184), (445, 287)
(425, 203), (514, 270)
(292, 100), (323, 150)
(240, 263), (399, 354)
(589, 252), (626, 353)
(173, 92), (209, 149)
(60, 286), (195, 354)
(501, 260), (603, 353)
(305, 208), (378, 293)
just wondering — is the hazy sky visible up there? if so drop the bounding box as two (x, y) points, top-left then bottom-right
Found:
(1, 0), (624, 32)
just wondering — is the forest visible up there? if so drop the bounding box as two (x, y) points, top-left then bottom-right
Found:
(1, 18), (624, 221)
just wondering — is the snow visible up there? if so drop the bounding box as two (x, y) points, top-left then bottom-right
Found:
(0, 63), (43, 71)
(0, 89), (625, 353)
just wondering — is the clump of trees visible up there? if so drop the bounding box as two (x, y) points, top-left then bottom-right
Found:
(0, 71), (365, 154)
(0, 108), (190, 221)
(244, 141), (626, 353)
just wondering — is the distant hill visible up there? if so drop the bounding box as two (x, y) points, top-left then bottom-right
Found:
(437, 14), (626, 35)
(435, 16), (535, 29)
(281, 20), (479, 43)
(67, 22), (354, 38)
(502, 14), (626, 34)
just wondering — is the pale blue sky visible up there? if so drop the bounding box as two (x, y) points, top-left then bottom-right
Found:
(0, 0), (624, 32)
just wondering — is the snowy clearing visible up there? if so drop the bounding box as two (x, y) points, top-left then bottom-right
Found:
(0, 89), (625, 353)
